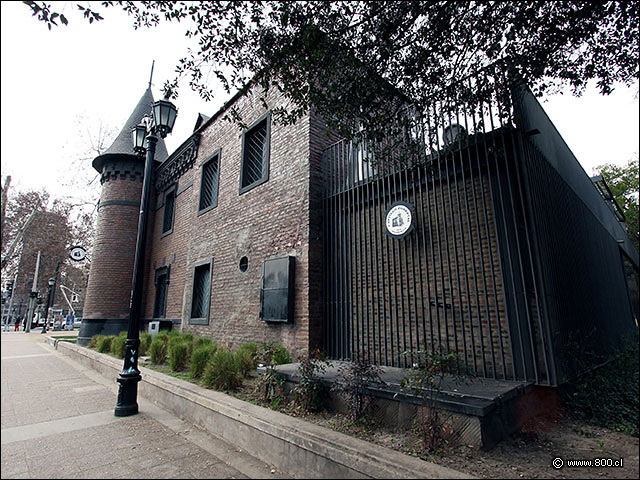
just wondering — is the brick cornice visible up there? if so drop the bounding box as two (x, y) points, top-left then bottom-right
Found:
(154, 134), (201, 191)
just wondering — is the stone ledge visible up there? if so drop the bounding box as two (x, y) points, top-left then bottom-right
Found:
(52, 339), (472, 479)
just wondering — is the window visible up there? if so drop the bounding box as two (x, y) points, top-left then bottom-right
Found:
(153, 266), (170, 318)
(162, 186), (176, 236)
(190, 259), (212, 324)
(239, 113), (270, 194)
(198, 150), (221, 214)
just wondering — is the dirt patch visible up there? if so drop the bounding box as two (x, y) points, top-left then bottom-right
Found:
(230, 374), (639, 479)
(292, 408), (638, 479)
(139, 360), (638, 479)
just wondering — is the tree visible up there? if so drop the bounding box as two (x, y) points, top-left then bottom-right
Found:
(1, 183), (43, 272)
(595, 155), (639, 253)
(58, 114), (118, 214)
(23, 1), (639, 140)
(1, 187), (94, 316)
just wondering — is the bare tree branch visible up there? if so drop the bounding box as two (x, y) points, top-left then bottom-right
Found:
(1, 207), (39, 271)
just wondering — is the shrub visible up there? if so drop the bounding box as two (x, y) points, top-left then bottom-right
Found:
(191, 343), (217, 378)
(156, 331), (170, 345)
(181, 331), (195, 344)
(235, 345), (257, 377)
(258, 343), (292, 366)
(194, 336), (213, 350)
(332, 356), (384, 420)
(169, 341), (190, 372)
(149, 337), (168, 365)
(238, 341), (259, 358)
(401, 347), (464, 453)
(139, 332), (152, 357)
(272, 344), (291, 365)
(293, 349), (331, 413)
(88, 335), (103, 349)
(256, 366), (286, 408)
(111, 334), (127, 359)
(96, 335), (114, 353)
(201, 348), (241, 391)
(565, 338), (639, 436)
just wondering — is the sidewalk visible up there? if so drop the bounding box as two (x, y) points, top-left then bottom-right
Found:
(0, 330), (289, 479)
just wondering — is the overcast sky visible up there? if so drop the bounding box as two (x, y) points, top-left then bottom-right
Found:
(1, 1), (638, 203)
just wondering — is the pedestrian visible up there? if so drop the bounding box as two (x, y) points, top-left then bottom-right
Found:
(14, 317), (20, 331)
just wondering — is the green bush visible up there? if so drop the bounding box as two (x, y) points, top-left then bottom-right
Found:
(201, 348), (242, 391)
(194, 336), (213, 350)
(565, 339), (639, 436)
(156, 331), (170, 345)
(169, 341), (190, 372)
(139, 332), (152, 357)
(96, 335), (114, 353)
(111, 334), (127, 359)
(257, 342), (291, 366)
(293, 349), (330, 413)
(238, 341), (259, 357)
(167, 329), (182, 342)
(181, 331), (195, 344)
(272, 344), (292, 365)
(149, 337), (168, 365)
(235, 345), (258, 377)
(88, 335), (103, 349)
(191, 343), (217, 379)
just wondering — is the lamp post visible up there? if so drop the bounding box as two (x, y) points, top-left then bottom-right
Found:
(114, 95), (177, 417)
(41, 261), (62, 334)
(41, 278), (55, 334)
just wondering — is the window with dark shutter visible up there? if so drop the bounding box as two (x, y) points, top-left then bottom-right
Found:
(260, 256), (295, 323)
(162, 187), (176, 235)
(198, 150), (220, 214)
(239, 113), (270, 194)
(190, 260), (212, 324)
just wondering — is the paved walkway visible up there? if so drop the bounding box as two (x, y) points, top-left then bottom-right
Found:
(1, 330), (289, 479)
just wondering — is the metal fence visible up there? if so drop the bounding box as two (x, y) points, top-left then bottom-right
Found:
(322, 68), (552, 383)
(321, 68), (637, 385)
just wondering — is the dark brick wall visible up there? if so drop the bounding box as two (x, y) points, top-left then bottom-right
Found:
(140, 87), (335, 359)
(83, 158), (143, 320)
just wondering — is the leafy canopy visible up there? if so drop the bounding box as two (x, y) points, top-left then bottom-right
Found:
(23, 1), (639, 138)
(595, 156), (639, 252)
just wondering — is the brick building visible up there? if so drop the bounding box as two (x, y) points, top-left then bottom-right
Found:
(79, 72), (638, 386)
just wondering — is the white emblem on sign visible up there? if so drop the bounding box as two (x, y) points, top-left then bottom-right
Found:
(385, 204), (413, 237)
(69, 246), (86, 262)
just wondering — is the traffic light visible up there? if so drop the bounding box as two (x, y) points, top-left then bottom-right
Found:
(6, 282), (13, 298)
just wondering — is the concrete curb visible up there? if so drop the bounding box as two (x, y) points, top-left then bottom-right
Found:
(52, 338), (473, 479)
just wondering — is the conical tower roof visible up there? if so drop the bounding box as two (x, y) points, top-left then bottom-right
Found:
(92, 87), (169, 173)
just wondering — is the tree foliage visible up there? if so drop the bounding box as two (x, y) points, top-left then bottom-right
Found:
(1, 183), (94, 313)
(595, 155), (639, 252)
(23, 1), (639, 139)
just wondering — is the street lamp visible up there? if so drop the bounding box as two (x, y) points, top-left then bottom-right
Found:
(41, 278), (55, 334)
(114, 94), (177, 417)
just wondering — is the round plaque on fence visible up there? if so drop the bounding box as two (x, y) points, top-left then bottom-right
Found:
(385, 201), (415, 239)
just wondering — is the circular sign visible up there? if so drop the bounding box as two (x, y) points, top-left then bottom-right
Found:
(69, 246), (87, 262)
(385, 202), (415, 239)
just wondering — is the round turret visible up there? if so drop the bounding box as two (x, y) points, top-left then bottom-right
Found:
(78, 88), (168, 345)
